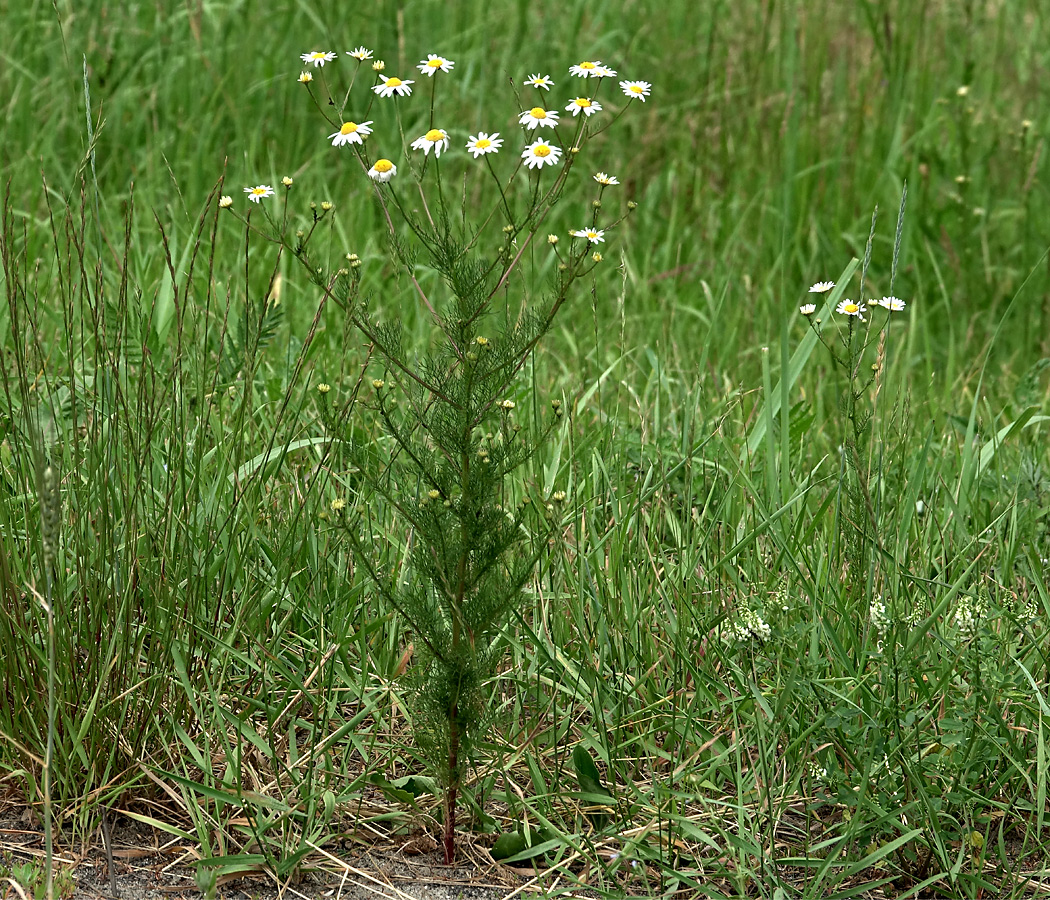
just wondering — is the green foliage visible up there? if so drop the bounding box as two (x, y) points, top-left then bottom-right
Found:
(0, 1), (1048, 896)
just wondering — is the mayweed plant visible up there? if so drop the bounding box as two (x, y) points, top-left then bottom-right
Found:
(799, 185), (909, 587)
(223, 47), (647, 862)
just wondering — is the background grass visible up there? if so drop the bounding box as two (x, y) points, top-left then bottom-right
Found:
(1, 0), (1049, 897)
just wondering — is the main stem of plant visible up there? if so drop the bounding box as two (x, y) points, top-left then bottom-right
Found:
(443, 444), (471, 864)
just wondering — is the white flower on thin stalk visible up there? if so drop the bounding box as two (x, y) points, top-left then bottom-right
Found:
(953, 590), (987, 638)
(244, 185), (274, 203)
(570, 228), (605, 244)
(525, 73), (554, 90)
(880, 296), (907, 311)
(566, 97), (602, 117)
(347, 47), (373, 60)
(417, 54), (455, 76)
(809, 281), (835, 293)
(521, 139), (562, 170)
(465, 132), (503, 158)
(869, 598), (890, 637)
(373, 76), (414, 98)
(300, 51), (336, 67)
(800, 303), (816, 315)
(519, 107), (559, 129)
(368, 159), (397, 182)
(836, 299), (866, 318)
(328, 120), (373, 147)
(594, 172), (619, 185)
(619, 80), (651, 101)
(570, 60), (606, 78)
(722, 607), (771, 645)
(411, 128), (450, 157)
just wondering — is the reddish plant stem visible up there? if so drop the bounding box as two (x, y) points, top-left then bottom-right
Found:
(443, 713), (459, 864)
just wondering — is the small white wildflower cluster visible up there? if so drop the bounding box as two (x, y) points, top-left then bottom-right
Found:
(869, 597), (891, 637)
(292, 50), (649, 182)
(722, 607), (772, 645)
(232, 50), (651, 210)
(902, 600), (928, 628)
(1017, 596), (1039, 622)
(805, 759), (828, 782)
(799, 279), (910, 320)
(953, 591), (987, 638)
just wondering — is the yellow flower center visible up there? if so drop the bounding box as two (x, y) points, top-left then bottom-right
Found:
(425, 129), (444, 142)
(475, 138), (491, 149)
(340, 122), (359, 134)
(844, 303), (859, 313)
(386, 77), (402, 87)
(530, 107), (547, 119)
(373, 159), (394, 173)
(427, 58), (444, 68)
(251, 187), (268, 196)
(580, 61), (596, 70)
(310, 53), (325, 60)
(575, 98), (592, 108)
(533, 144), (551, 158)
(630, 84), (644, 93)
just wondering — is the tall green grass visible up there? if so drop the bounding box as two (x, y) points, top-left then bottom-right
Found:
(1, 0), (1049, 896)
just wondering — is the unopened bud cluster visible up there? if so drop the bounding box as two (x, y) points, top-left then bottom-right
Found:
(40, 465), (62, 565)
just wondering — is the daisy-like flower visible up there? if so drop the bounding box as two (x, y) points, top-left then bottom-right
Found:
(373, 76), (414, 98)
(619, 80), (652, 101)
(570, 60), (606, 78)
(800, 303), (816, 315)
(594, 172), (620, 185)
(328, 120), (373, 147)
(465, 132), (503, 158)
(595, 65), (618, 78)
(571, 227), (605, 243)
(417, 54), (454, 76)
(218, 195), (233, 209)
(525, 73), (554, 90)
(519, 107), (559, 129)
(301, 51), (336, 67)
(244, 185), (274, 203)
(566, 97), (602, 117)
(809, 281), (835, 293)
(522, 139), (562, 170)
(836, 299), (866, 318)
(298, 71), (313, 84)
(347, 47), (373, 60)
(880, 296), (907, 311)
(368, 159), (397, 182)
(411, 128), (450, 157)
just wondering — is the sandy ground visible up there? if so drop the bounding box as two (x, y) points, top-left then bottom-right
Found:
(2, 812), (548, 900)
